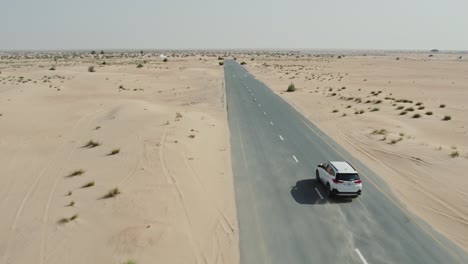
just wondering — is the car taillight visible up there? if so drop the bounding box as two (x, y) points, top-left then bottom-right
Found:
(354, 180), (362, 184)
(333, 179), (344, 184)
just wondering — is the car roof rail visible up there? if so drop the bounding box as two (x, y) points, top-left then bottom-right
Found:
(328, 161), (338, 171)
(347, 162), (357, 171)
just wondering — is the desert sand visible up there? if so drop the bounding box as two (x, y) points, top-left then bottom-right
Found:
(0, 52), (238, 264)
(240, 51), (468, 252)
(1, 50), (467, 263)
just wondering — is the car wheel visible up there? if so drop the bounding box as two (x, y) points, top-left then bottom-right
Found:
(326, 183), (331, 197)
(316, 170), (320, 182)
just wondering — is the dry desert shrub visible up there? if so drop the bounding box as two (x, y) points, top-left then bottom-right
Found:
(108, 148), (120, 155)
(103, 187), (121, 199)
(371, 129), (387, 135)
(58, 214), (78, 224)
(67, 169), (85, 178)
(83, 140), (100, 148)
(82, 181), (95, 188)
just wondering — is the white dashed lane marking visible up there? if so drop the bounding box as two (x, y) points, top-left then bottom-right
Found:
(263, 112), (267, 115)
(270, 121), (274, 126)
(279, 135), (284, 141)
(315, 188), (324, 199)
(355, 249), (369, 264)
(293, 155), (299, 163)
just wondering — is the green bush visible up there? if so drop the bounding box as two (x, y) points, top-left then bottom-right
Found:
(287, 83), (296, 92)
(88, 66), (95, 72)
(219, 62), (224, 66)
(137, 63), (144, 68)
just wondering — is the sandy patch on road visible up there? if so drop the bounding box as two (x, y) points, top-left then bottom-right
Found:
(0, 54), (238, 264)
(241, 52), (468, 251)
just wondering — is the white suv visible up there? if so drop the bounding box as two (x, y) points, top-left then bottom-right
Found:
(316, 161), (362, 198)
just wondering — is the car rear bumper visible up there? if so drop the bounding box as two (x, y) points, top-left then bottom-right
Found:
(332, 189), (361, 197)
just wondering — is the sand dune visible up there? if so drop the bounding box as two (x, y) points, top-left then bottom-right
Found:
(0, 54), (238, 264)
(243, 52), (468, 252)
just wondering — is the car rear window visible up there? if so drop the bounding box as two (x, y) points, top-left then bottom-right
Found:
(336, 173), (360, 181)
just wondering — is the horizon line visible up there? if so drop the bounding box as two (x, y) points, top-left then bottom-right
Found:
(1, 48), (467, 53)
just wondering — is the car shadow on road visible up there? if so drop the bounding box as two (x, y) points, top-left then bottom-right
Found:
(291, 179), (353, 205)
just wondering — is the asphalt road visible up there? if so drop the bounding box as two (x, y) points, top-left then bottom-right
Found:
(224, 60), (468, 264)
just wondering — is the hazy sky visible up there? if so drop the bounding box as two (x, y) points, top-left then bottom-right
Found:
(1, 0), (467, 50)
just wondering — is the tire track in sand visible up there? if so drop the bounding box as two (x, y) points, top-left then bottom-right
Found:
(158, 127), (206, 264)
(118, 133), (142, 186)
